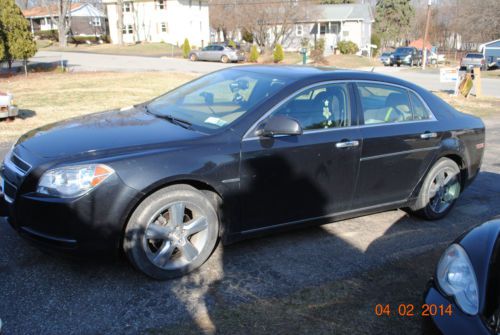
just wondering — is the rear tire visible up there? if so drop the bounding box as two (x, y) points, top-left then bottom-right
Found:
(221, 55), (229, 63)
(124, 184), (219, 280)
(409, 158), (461, 220)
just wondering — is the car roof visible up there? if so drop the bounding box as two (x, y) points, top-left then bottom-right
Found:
(231, 65), (421, 90)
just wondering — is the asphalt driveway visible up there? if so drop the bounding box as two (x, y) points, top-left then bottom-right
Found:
(0, 117), (499, 335)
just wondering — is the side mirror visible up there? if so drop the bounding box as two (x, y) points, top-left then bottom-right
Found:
(255, 115), (303, 137)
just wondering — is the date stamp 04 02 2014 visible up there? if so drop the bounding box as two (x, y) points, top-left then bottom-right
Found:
(374, 304), (453, 317)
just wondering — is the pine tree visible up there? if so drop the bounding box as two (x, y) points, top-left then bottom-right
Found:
(182, 38), (191, 58)
(273, 44), (284, 63)
(0, 0), (37, 74)
(374, 0), (415, 48)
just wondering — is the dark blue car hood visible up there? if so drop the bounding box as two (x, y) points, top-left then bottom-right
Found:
(16, 107), (204, 159)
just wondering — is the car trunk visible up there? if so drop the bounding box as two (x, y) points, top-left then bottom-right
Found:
(486, 239), (500, 334)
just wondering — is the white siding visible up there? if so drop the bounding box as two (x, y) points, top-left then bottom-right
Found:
(104, 0), (210, 46)
(340, 21), (362, 48)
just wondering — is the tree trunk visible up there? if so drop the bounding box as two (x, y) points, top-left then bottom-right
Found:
(59, 28), (67, 47)
(116, 0), (124, 45)
(23, 59), (28, 77)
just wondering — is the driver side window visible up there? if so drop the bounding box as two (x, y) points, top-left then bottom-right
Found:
(272, 83), (351, 131)
(357, 83), (412, 124)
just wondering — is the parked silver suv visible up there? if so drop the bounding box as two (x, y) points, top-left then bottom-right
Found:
(189, 44), (245, 63)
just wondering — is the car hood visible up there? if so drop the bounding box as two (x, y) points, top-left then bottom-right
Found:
(16, 107), (204, 159)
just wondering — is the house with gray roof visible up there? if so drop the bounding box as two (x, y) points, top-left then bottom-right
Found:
(282, 3), (374, 55)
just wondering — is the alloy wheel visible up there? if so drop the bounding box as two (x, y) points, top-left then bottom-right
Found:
(142, 201), (209, 270)
(428, 167), (460, 214)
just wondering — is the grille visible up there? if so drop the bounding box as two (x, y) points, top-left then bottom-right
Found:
(10, 154), (31, 174)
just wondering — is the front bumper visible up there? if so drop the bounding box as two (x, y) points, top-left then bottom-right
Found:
(0, 105), (19, 119)
(1, 171), (142, 257)
(392, 57), (412, 65)
(423, 281), (492, 335)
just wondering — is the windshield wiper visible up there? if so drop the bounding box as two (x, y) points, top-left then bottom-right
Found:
(159, 114), (193, 130)
(144, 105), (192, 130)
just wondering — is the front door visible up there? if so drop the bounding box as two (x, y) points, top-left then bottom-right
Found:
(239, 82), (362, 232)
(352, 82), (441, 209)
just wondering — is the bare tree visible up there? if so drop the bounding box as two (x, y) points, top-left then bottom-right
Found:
(209, 0), (308, 51)
(40, 0), (73, 47)
(114, 0), (124, 44)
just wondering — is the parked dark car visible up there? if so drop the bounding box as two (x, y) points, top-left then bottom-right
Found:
(189, 44), (245, 63)
(390, 47), (422, 67)
(423, 219), (500, 335)
(0, 66), (485, 279)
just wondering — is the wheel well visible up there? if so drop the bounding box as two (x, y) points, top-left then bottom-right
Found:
(443, 154), (468, 188)
(119, 179), (224, 248)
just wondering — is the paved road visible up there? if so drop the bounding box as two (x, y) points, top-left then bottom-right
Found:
(1, 117), (499, 334)
(27, 50), (233, 74)
(23, 51), (500, 97)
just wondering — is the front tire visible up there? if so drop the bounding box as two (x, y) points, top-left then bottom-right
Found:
(124, 185), (219, 280)
(409, 158), (461, 220)
(190, 54), (198, 62)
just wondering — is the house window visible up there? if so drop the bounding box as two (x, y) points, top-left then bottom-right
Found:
(123, 2), (132, 12)
(91, 17), (101, 26)
(295, 24), (303, 37)
(161, 22), (167, 33)
(156, 0), (165, 10)
(122, 24), (133, 34)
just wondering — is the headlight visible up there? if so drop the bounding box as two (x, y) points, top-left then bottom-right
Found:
(37, 164), (114, 198)
(437, 244), (479, 315)
(405, 55), (411, 60)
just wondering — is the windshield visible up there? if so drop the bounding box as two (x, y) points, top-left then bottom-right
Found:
(394, 48), (413, 55)
(465, 53), (483, 59)
(147, 69), (292, 133)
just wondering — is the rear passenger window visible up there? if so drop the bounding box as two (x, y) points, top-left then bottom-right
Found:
(357, 83), (412, 124)
(273, 83), (351, 130)
(409, 91), (431, 120)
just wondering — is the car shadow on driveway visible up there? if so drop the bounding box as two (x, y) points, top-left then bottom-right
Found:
(1, 170), (499, 335)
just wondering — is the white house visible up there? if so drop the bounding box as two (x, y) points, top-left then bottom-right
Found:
(23, 3), (107, 37)
(283, 3), (374, 55)
(103, 0), (210, 47)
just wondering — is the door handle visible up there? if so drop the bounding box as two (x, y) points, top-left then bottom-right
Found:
(420, 132), (437, 139)
(336, 140), (359, 148)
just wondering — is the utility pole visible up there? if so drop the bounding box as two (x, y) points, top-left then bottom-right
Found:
(422, 0), (432, 70)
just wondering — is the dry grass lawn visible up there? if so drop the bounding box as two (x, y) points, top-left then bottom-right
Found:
(435, 92), (500, 118)
(324, 54), (379, 69)
(0, 72), (198, 143)
(44, 41), (183, 57)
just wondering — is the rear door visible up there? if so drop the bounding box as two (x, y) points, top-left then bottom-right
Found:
(239, 82), (362, 232)
(352, 82), (441, 209)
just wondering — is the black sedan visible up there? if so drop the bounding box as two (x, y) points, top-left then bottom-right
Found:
(0, 66), (485, 279)
(424, 219), (500, 335)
